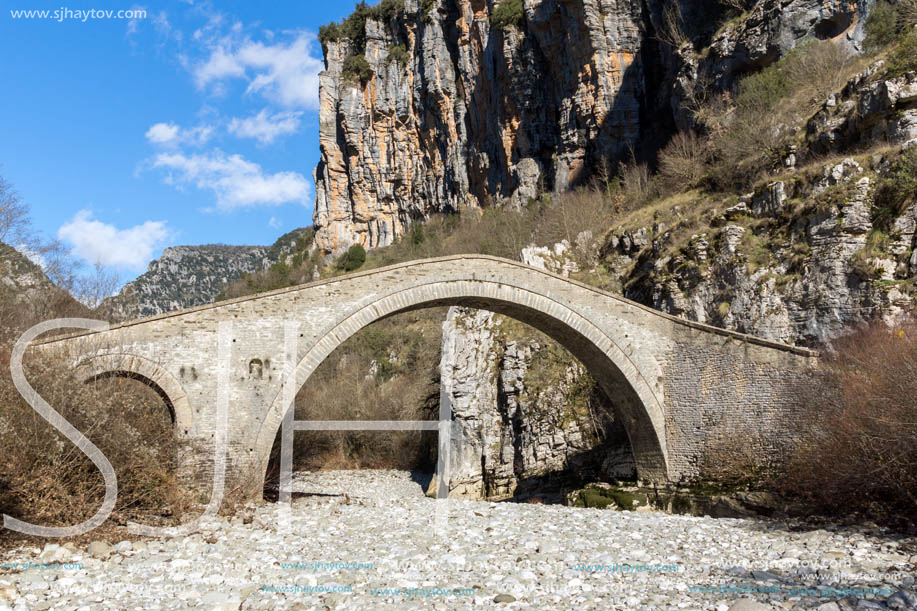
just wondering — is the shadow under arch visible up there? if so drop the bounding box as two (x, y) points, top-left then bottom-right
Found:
(253, 278), (670, 493)
(74, 355), (193, 436)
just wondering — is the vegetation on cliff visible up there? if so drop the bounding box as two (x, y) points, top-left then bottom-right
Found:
(318, 0), (405, 51)
(490, 0), (524, 30)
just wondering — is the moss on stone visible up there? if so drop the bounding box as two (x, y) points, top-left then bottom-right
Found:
(670, 494), (693, 514)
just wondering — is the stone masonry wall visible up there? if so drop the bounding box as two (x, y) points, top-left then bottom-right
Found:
(36, 256), (817, 494)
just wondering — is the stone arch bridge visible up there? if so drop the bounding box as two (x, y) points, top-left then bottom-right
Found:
(34, 255), (817, 495)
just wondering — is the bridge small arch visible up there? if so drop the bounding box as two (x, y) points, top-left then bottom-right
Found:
(252, 277), (671, 492)
(75, 355), (193, 435)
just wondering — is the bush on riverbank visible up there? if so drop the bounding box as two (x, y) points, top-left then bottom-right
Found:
(0, 351), (193, 542)
(777, 317), (917, 527)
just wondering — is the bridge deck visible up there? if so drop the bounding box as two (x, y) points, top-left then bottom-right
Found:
(34, 254), (817, 357)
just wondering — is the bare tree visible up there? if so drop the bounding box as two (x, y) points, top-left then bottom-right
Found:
(783, 39), (857, 106)
(657, 2), (688, 48)
(658, 130), (710, 188)
(779, 317), (917, 522)
(618, 160), (654, 206)
(719, 0), (752, 13)
(0, 175), (29, 245)
(74, 261), (121, 315)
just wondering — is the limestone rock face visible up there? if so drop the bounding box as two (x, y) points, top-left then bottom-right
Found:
(0, 242), (55, 302)
(608, 158), (915, 346)
(808, 66), (917, 154)
(313, 0), (870, 253)
(0, 241), (83, 343)
(439, 306), (634, 499)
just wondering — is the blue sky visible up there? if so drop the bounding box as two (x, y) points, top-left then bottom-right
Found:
(1, 0), (363, 285)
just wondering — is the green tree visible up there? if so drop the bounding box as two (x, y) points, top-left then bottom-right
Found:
(342, 55), (373, 83)
(491, 0), (524, 30)
(864, 0), (899, 53)
(339, 243), (367, 271)
(887, 30), (917, 77)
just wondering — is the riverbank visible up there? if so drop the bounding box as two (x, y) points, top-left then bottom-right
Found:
(0, 470), (914, 609)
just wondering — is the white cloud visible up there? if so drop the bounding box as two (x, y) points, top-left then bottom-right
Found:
(268, 216), (282, 229)
(151, 150), (312, 209)
(152, 10), (182, 42)
(194, 45), (245, 85)
(194, 32), (323, 109)
(125, 4), (145, 37)
(57, 211), (170, 271)
(228, 109), (302, 144)
(145, 122), (180, 144)
(145, 122), (214, 147)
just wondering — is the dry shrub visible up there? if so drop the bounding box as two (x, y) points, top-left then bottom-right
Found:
(0, 352), (191, 535)
(334, 187), (621, 275)
(706, 83), (792, 188)
(617, 161), (655, 207)
(778, 317), (917, 525)
(699, 428), (778, 489)
(782, 39), (857, 107)
(531, 189), (616, 268)
(657, 2), (687, 48)
(1, 184), (193, 538)
(658, 131), (709, 189)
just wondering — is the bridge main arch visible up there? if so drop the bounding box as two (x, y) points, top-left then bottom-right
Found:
(251, 276), (671, 493)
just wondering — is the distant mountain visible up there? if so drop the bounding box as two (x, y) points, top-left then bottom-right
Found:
(107, 228), (312, 320)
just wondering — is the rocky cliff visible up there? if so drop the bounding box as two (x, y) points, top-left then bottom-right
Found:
(312, 0), (871, 253)
(606, 157), (916, 347)
(601, 58), (917, 346)
(108, 245), (273, 319)
(440, 306), (635, 499)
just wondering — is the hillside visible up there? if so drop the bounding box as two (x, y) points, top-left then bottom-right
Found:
(0, 241), (87, 342)
(0, 241), (54, 300)
(106, 228), (312, 319)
